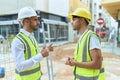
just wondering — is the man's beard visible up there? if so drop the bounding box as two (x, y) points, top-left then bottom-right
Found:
(33, 27), (38, 31)
(29, 22), (39, 31)
(30, 25), (38, 32)
(73, 26), (80, 31)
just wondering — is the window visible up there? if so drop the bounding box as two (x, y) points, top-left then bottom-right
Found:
(49, 24), (68, 42)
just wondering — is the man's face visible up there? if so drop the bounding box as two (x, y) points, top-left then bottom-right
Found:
(29, 16), (40, 31)
(71, 16), (82, 31)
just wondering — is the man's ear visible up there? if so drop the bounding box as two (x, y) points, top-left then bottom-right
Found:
(82, 18), (87, 24)
(24, 19), (30, 24)
(79, 18), (84, 24)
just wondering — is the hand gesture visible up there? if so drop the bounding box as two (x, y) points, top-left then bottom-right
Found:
(65, 57), (75, 66)
(41, 46), (49, 57)
(47, 44), (54, 51)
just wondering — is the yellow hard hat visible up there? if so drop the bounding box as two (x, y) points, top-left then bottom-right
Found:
(69, 8), (92, 22)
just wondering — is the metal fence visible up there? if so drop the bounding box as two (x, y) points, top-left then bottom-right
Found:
(0, 40), (15, 80)
(101, 38), (117, 54)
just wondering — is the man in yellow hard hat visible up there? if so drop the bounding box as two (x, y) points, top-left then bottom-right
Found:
(65, 8), (106, 80)
(11, 7), (53, 80)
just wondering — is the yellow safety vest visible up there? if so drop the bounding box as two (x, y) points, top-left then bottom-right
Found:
(15, 32), (42, 80)
(74, 30), (106, 80)
(98, 63), (106, 80)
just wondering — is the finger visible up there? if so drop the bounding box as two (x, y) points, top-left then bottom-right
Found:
(42, 45), (46, 49)
(65, 61), (70, 65)
(50, 43), (53, 46)
(68, 57), (71, 61)
(48, 43), (53, 48)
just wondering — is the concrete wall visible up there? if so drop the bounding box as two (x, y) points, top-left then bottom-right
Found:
(48, 0), (69, 17)
(0, 0), (18, 15)
(0, 0), (35, 15)
(0, 0), (69, 17)
(35, 0), (49, 12)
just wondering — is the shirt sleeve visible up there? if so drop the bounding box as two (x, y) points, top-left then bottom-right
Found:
(11, 38), (43, 72)
(90, 36), (101, 50)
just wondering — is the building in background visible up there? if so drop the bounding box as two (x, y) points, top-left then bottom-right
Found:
(0, 0), (69, 44)
(88, 0), (118, 40)
(68, 0), (109, 41)
(102, 0), (120, 47)
(0, 0), (118, 45)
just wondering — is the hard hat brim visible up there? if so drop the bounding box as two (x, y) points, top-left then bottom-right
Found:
(17, 15), (40, 21)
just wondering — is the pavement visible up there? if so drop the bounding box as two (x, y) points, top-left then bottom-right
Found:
(101, 42), (120, 80)
(40, 42), (120, 80)
(1, 42), (120, 80)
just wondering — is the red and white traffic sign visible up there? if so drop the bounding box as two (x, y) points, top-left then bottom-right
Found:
(97, 18), (104, 25)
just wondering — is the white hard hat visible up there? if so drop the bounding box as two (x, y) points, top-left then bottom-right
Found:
(17, 7), (38, 21)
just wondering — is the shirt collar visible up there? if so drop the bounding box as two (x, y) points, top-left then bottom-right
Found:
(20, 29), (34, 37)
(78, 28), (88, 44)
(81, 28), (88, 37)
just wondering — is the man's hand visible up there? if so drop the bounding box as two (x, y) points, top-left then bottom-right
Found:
(41, 44), (53, 57)
(41, 46), (49, 57)
(65, 57), (75, 66)
(47, 44), (53, 51)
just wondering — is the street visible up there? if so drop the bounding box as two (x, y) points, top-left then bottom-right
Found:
(41, 43), (120, 80)
(0, 42), (120, 80)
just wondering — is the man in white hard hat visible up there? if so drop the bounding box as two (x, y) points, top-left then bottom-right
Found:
(11, 7), (53, 80)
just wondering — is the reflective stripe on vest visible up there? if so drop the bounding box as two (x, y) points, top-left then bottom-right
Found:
(17, 33), (31, 59)
(82, 32), (89, 62)
(75, 74), (98, 80)
(74, 30), (99, 80)
(15, 32), (41, 79)
(100, 68), (104, 73)
(15, 66), (40, 76)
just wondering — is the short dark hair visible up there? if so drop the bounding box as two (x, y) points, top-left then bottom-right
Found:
(72, 15), (89, 25)
(85, 19), (89, 25)
(72, 15), (81, 19)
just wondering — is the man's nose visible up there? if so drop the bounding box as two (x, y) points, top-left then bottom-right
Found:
(38, 20), (40, 25)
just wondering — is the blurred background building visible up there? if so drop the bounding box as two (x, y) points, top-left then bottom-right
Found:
(102, 0), (120, 47)
(0, 0), (119, 46)
(0, 0), (69, 44)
